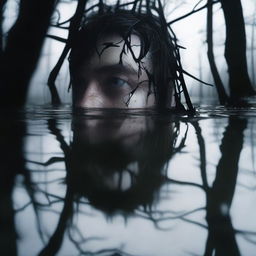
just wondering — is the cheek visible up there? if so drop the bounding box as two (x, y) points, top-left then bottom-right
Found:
(146, 93), (155, 107)
(101, 85), (131, 102)
(127, 88), (155, 108)
(74, 85), (131, 108)
(127, 78), (155, 108)
(73, 87), (86, 107)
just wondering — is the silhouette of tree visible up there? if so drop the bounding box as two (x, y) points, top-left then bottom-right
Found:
(0, 0), (57, 108)
(171, 0), (255, 105)
(220, 0), (255, 103)
(204, 117), (247, 255)
(250, 3), (256, 86)
(0, 0), (7, 58)
(0, 112), (27, 256)
(47, 0), (88, 105)
(0, 0), (255, 107)
(206, 0), (228, 105)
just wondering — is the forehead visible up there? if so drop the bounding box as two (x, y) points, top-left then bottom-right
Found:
(86, 34), (152, 73)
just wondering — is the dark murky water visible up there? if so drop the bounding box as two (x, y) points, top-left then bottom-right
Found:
(1, 105), (256, 256)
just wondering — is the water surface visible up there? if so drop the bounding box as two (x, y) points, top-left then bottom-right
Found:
(1, 105), (256, 256)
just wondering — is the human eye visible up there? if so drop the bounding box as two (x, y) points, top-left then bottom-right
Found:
(107, 77), (130, 88)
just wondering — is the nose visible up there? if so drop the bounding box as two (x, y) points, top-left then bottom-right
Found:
(80, 81), (106, 108)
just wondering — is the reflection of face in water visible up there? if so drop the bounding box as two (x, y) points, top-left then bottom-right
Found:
(69, 112), (176, 214)
(72, 34), (155, 108)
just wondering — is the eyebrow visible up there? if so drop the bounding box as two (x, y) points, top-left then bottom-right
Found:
(93, 64), (138, 76)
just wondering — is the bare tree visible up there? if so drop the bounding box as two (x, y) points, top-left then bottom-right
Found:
(204, 117), (246, 255)
(250, 3), (256, 86)
(207, 0), (228, 105)
(0, 0), (57, 108)
(47, 0), (88, 105)
(220, 0), (255, 103)
(0, 113), (27, 256)
(0, 0), (7, 58)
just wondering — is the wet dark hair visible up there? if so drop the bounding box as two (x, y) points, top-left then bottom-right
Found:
(69, 5), (193, 111)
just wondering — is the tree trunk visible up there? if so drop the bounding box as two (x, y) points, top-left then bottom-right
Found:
(0, 0), (7, 58)
(47, 0), (87, 105)
(0, 0), (57, 108)
(220, 0), (255, 102)
(204, 117), (246, 256)
(207, 0), (228, 105)
(0, 113), (27, 256)
(251, 3), (256, 86)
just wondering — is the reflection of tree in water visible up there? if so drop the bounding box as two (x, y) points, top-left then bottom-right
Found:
(2, 112), (256, 255)
(0, 112), (26, 256)
(191, 118), (255, 256)
(19, 112), (187, 255)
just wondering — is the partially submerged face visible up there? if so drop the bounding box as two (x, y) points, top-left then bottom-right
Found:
(72, 34), (155, 108)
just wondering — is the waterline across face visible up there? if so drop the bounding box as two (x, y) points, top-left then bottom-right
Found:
(72, 34), (155, 108)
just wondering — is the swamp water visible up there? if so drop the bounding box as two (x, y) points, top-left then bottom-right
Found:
(1, 105), (256, 256)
